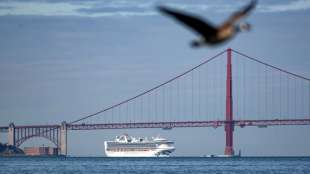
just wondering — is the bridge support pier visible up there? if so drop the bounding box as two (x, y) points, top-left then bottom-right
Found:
(225, 48), (235, 156)
(8, 122), (15, 146)
(60, 121), (67, 156)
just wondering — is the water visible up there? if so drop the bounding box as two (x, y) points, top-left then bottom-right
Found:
(0, 157), (310, 174)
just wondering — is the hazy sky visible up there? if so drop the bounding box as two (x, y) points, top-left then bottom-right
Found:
(0, 0), (310, 156)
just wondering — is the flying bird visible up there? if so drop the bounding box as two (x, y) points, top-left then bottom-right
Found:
(158, 0), (257, 47)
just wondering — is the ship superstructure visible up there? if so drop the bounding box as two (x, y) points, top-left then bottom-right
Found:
(104, 134), (175, 157)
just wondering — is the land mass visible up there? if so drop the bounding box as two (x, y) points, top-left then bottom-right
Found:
(0, 142), (24, 156)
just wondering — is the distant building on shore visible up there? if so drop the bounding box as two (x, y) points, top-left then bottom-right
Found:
(24, 147), (58, 156)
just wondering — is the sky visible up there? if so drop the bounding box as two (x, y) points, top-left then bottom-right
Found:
(0, 0), (310, 156)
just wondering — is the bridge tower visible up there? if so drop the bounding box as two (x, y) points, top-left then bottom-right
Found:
(8, 122), (15, 146)
(225, 48), (234, 156)
(60, 121), (67, 156)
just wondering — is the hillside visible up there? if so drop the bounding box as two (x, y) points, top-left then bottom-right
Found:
(0, 143), (24, 156)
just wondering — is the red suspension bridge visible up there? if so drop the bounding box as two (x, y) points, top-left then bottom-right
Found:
(1, 48), (310, 156)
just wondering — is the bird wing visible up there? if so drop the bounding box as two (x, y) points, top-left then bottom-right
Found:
(158, 6), (217, 37)
(222, 0), (257, 27)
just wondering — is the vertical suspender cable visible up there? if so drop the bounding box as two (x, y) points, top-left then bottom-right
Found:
(286, 74), (289, 119)
(286, 74), (290, 117)
(211, 64), (215, 120)
(167, 84), (169, 122)
(308, 81), (310, 118)
(172, 83), (174, 122)
(265, 65), (267, 118)
(170, 84), (173, 121)
(303, 80), (306, 118)
(135, 100), (137, 123)
(141, 96), (143, 122)
(182, 76), (188, 120)
(199, 67), (201, 120)
(205, 65), (208, 120)
(130, 101), (132, 123)
(243, 55), (245, 120)
(280, 71), (282, 119)
(112, 108), (114, 123)
(295, 77), (297, 118)
(208, 62), (216, 119)
(192, 71), (194, 120)
(235, 56), (238, 119)
(102, 111), (105, 124)
(216, 59), (219, 120)
(155, 89), (157, 122)
(163, 86), (165, 122)
(177, 79), (180, 122)
(238, 56), (241, 119)
(301, 80), (304, 118)
(271, 69), (274, 118)
(257, 62), (261, 119)
(169, 83), (172, 121)
(128, 102), (130, 123)
(300, 79), (303, 118)
(148, 93), (150, 122)
(304, 81), (307, 117)
(126, 101), (128, 123)
(119, 105), (121, 123)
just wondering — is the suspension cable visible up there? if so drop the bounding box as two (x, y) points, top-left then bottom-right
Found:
(232, 49), (310, 82)
(69, 50), (226, 124)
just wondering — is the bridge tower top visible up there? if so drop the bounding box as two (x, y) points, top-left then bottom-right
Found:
(9, 122), (15, 128)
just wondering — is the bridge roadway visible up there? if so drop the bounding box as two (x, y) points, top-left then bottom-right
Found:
(1, 119), (310, 131)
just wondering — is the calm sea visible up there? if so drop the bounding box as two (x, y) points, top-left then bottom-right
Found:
(0, 157), (309, 174)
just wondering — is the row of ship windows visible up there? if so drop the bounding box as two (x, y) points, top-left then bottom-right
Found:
(107, 149), (154, 152)
(107, 144), (157, 147)
(108, 142), (159, 145)
(107, 147), (156, 150)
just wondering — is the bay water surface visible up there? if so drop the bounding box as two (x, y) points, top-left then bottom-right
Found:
(0, 157), (309, 174)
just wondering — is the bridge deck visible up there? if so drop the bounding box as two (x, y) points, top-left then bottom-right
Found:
(0, 119), (309, 132)
(0, 126), (8, 132)
(67, 119), (310, 130)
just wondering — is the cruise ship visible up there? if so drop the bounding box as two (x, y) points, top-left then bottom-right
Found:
(104, 134), (175, 157)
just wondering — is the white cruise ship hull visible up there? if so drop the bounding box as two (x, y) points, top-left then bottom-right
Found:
(105, 150), (168, 157)
(104, 141), (175, 157)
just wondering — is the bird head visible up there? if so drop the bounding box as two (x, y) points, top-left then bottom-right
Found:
(237, 22), (251, 32)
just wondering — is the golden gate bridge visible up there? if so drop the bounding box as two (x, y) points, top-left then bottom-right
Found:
(1, 48), (310, 156)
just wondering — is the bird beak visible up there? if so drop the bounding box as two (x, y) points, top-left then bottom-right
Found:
(239, 22), (251, 32)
